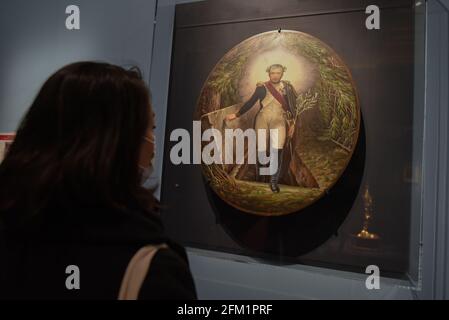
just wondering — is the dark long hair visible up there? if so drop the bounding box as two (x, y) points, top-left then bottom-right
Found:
(0, 62), (156, 221)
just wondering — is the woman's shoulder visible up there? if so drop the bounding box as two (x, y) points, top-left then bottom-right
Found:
(137, 244), (197, 300)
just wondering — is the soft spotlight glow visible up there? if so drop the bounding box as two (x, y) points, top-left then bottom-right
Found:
(239, 47), (318, 100)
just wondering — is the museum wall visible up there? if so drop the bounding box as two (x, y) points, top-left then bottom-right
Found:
(0, 0), (157, 132)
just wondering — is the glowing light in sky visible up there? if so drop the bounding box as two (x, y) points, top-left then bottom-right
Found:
(239, 47), (318, 100)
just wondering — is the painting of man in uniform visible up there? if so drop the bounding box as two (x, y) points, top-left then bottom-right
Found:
(197, 30), (360, 216)
(226, 63), (319, 193)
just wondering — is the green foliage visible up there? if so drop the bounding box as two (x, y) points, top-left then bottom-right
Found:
(284, 32), (358, 150)
(206, 31), (359, 151)
(294, 88), (319, 121)
(207, 37), (266, 106)
(214, 179), (323, 216)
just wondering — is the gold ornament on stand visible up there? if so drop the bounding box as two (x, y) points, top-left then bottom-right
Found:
(346, 184), (381, 252)
(356, 185), (380, 240)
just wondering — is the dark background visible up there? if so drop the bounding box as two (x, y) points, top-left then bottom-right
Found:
(161, 0), (415, 277)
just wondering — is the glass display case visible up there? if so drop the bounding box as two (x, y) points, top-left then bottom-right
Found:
(155, 0), (447, 298)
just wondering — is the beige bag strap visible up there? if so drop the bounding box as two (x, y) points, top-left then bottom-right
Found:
(118, 243), (168, 300)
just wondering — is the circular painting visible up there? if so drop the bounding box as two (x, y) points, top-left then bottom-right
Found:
(196, 30), (360, 216)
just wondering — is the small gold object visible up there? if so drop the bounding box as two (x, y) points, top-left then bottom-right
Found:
(356, 185), (380, 240)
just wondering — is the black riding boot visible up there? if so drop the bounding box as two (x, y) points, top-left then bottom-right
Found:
(270, 148), (283, 193)
(256, 151), (269, 183)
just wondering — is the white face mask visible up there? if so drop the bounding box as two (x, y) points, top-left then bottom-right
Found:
(139, 164), (155, 189)
(139, 133), (156, 189)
